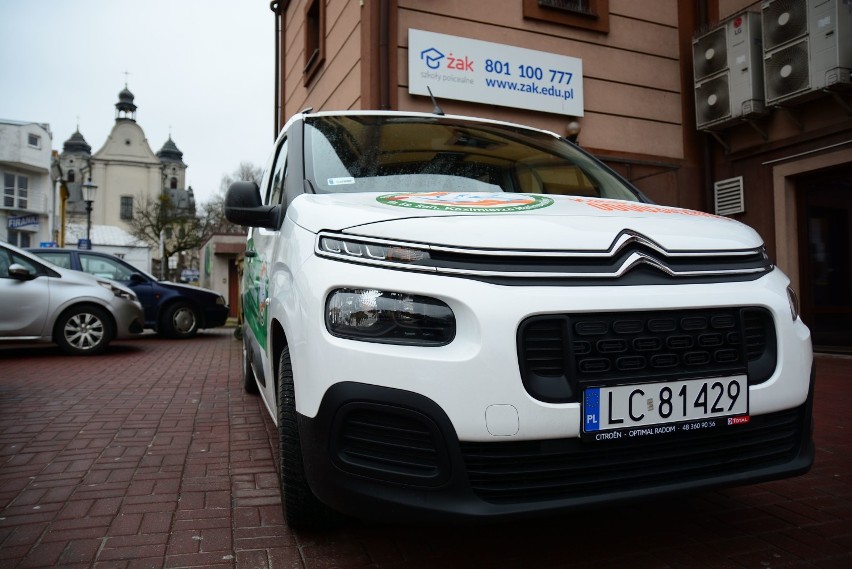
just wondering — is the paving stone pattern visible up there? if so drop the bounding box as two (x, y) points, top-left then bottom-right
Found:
(0, 331), (850, 568)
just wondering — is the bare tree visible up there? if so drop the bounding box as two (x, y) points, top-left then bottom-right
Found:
(219, 161), (263, 194)
(127, 162), (262, 280)
(200, 192), (244, 236)
(200, 161), (264, 236)
(127, 193), (209, 279)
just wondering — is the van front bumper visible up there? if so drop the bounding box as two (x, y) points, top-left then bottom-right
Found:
(298, 372), (815, 523)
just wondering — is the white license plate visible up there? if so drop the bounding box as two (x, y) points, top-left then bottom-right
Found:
(583, 375), (749, 439)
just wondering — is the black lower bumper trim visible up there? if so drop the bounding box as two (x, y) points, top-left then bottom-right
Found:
(297, 370), (815, 523)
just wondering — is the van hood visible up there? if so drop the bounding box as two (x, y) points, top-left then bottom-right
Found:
(289, 192), (763, 251)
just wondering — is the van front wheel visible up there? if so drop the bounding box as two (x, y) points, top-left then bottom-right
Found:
(276, 347), (344, 529)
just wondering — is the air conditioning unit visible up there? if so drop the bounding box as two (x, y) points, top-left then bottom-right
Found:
(762, 0), (852, 106)
(693, 12), (766, 130)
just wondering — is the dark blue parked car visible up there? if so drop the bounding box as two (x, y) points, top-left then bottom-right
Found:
(28, 248), (229, 338)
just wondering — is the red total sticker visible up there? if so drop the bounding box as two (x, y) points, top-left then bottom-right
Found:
(728, 416), (751, 426)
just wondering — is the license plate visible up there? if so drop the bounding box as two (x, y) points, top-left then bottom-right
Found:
(582, 375), (748, 440)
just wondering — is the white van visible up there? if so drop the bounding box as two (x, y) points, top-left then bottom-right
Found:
(226, 110), (814, 528)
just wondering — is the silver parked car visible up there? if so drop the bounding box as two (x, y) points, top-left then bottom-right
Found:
(0, 241), (144, 355)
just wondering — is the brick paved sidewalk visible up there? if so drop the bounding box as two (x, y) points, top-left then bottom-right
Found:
(0, 331), (850, 568)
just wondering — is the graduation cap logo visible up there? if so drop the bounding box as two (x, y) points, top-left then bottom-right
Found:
(420, 47), (445, 70)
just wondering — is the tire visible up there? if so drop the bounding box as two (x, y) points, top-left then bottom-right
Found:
(276, 347), (344, 529)
(54, 305), (114, 356)
(242, 336), (259, 394)
(160, 302), (199, 338)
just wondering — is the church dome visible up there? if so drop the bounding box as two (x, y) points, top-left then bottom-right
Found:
(62, 129), (92, 155)
(115, 85), (137, 120)
(157, 136), (184, 164)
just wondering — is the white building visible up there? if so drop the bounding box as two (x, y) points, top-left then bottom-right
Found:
(57, 86), (195, 270)
(65, 223), (152, 273)
(0, 120), (53, 247)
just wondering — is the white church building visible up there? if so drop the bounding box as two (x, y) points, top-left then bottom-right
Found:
(57, 86), (195, 272)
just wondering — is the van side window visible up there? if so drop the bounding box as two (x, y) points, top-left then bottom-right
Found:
(267, 139), (288, 206)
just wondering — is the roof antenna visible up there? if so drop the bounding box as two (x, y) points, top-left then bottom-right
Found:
(427, 87), (445, 116)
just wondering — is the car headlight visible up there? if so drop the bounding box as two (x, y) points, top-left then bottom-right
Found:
(216, 296), (226, 306)
(326, 288), (455, 346)
(98, 280), (138, 302)
(787, 285), (800, 321)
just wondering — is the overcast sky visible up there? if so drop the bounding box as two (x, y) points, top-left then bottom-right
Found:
(0, 0), (274, 205)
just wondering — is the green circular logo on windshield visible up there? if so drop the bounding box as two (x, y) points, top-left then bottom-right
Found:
(376, 192), (554, 213)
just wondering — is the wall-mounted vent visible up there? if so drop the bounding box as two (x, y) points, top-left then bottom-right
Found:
(714, 176), (745, 216)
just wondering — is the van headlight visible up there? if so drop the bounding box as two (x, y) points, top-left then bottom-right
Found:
(326, 288), (455, 346)
(317, 234), (431, 268)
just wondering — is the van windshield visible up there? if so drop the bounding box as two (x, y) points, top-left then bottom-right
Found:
(304, 114), (642, 201)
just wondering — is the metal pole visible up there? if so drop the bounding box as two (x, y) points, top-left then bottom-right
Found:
(160, 228), (165, 280)
(85, 200), (93, 243)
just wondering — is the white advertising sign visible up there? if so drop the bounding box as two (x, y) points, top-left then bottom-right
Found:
(408, 29), (584, 117)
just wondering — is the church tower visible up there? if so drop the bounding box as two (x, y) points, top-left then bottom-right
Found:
(115, 85), (137, 121)
(58, 127), (93, 225)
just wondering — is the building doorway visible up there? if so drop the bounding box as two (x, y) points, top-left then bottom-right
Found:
(228, 258), (239, 318)
(797, 166), (852, 352)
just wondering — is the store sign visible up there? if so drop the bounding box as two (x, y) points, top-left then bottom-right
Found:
(408, 29), (584, 116)
(7, 214), (40, 229)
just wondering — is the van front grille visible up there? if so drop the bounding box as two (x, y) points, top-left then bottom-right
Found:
(518, 308), (777, 403)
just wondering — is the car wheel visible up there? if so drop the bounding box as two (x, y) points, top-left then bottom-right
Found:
(243, 336), (259, 394)
(161, 302), (198, 338)
(54, 305), (114, 356)
(277, 347), (344, 529)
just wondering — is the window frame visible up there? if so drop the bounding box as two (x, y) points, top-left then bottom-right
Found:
(6, 230), (32, 249)
(79, 253), (137, 281)
(33, 251), (72, 269)
(266, 138), (289, 207)
(303, 0), (326, 84)
(3, 172), (29, 209)
(522, 0), (609, 33)
(120, 196), (134, 220)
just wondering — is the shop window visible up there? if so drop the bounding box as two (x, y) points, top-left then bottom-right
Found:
(523, 0), (609, 33)
(7, 230), (31, 248)
(304, 0), (325, 83)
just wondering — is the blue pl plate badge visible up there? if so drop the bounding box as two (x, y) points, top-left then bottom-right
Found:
(584, 387), (601, 432)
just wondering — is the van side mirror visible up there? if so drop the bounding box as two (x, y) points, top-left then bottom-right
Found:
(225, 181), (280, 229)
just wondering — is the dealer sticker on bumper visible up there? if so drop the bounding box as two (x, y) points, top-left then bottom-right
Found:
(583, 375), (749, 441)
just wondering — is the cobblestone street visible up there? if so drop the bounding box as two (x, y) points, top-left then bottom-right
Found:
(0, 330), (850, 568)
